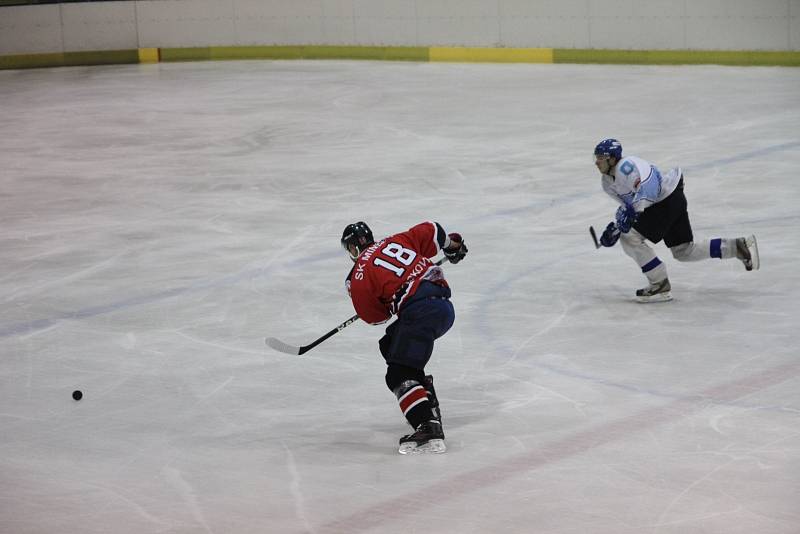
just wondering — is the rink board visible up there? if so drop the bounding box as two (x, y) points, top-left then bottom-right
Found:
(2, 46), (800, 70)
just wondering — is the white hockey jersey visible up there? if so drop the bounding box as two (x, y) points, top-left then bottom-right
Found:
(601, 155), (683, 213)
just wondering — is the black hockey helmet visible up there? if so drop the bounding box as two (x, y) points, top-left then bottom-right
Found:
(341, 221), (374, 261)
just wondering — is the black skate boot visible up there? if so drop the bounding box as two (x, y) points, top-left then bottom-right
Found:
(423, 375), (443, 431)
(736, 235), (759, 271)
(635, 278), (672, 303)
(398, 420), (446, 455)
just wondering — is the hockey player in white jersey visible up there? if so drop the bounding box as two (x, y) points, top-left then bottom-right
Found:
(593, 138), (759, 302)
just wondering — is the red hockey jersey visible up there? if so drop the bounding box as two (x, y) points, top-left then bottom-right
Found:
(346, 221), (449, 324)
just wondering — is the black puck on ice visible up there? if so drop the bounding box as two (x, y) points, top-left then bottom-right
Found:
(72, 390), (83, 401)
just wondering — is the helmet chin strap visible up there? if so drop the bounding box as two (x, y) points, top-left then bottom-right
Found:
(348, 244), (361, 261)
(605, 158), (617, 176)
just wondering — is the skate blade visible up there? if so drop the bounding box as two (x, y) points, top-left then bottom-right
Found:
(747, 235), (759, 271)
(636, 291), (673, 303)
(398, 439), (446, 455)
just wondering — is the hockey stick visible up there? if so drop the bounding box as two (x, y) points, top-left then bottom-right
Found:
(265, 258), (448, 355)
(589, 226), (601, 249)
(266, 314), (360, 355)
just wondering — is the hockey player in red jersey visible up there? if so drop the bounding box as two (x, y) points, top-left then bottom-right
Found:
(341, 221), (467, 454)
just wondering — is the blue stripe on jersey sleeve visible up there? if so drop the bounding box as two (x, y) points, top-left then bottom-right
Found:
(633, 166), (662, 207)
(618, 191), (635, 205)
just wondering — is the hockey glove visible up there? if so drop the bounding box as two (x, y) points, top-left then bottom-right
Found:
(600, 222), (621, 247)
(615, 204), (638, 233)
(444, 233), (468, 264)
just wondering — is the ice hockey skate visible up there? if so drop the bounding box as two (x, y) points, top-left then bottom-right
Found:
(736, 235), (760, 271)
(635, 278), (673, 303)
(423, 375), (443, 427)
(398, 420), (446, 455)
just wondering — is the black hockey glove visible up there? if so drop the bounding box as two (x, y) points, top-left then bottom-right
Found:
(444, 232), (468, 264)
(600, 222), (621, 247)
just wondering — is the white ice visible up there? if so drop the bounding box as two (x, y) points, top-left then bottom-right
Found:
(1, 60), (799, 534)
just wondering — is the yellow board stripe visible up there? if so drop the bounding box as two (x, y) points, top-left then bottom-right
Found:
(2, 45), (799, 70)
(138, 48), (159, 63)
(430, 47), (553, 63)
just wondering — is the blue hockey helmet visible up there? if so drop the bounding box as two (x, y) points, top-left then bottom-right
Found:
(341, 221), (374, 261)
(594, 138), (623, 160)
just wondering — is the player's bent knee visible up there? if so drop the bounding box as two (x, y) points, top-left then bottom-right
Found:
(385, 363), (425, 392)
(670, 242), (693, 261)
(620, 230), (643, 246)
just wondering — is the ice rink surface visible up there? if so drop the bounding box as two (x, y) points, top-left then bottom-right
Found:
(1, 59), (799, 534)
